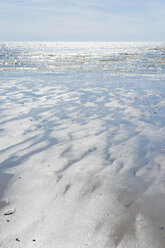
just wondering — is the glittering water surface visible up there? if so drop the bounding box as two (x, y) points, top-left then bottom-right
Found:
(0, 42), (165, 75)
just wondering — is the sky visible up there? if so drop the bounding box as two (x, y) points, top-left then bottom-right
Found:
(0, 0), (165, 42)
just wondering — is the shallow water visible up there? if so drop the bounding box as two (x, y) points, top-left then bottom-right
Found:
(0, 42), (165, 75)
(0, 42), (165, 248)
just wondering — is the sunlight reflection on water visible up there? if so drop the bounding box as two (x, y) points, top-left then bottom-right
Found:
(0, 42), (165, 75)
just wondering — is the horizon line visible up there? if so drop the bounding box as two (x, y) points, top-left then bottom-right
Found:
(0, 40), (164, 43)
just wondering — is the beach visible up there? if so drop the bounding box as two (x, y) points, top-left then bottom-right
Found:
(0, 42), (165, 247)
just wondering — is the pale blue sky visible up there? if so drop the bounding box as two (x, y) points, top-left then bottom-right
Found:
(0, 0), (165, 41)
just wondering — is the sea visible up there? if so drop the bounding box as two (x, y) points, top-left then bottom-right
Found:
(0, 42), (165, 76)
